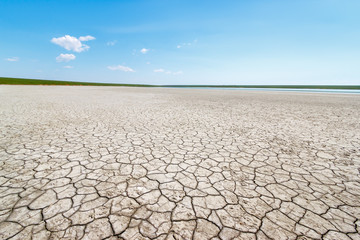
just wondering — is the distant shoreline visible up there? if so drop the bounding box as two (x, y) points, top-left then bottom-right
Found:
(1, 77), (360, 90)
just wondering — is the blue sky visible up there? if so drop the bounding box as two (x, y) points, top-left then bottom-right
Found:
(1, 0), (360, 85)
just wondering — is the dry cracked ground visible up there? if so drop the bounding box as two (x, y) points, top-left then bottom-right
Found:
(0, 85), (360, 240)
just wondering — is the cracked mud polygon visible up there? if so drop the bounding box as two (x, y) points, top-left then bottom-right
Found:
(0, 86), (359, 240)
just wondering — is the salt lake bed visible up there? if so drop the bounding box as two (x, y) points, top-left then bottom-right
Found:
(0, 85), (359, 239)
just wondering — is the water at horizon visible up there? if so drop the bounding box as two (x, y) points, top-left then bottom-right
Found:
(168, 87), (360, 94)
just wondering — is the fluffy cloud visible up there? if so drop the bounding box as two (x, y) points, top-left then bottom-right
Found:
(177, 43), (191, 48)
(177, 39), (197, 49)
(140, 48), (149, 54)
(107, 65), (135, 72)
(5, 57), (19, 62)
(64, 65), (74, 69)
(79, 35), (96, 41)
(173, 71), (183, 75)
(56, 53), (76, 62)
(51, 35), (95, 52)
(154, 68), (183, 75)
(107, 40), (117, 46)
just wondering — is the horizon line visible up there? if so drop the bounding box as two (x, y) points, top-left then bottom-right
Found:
(1, 77), (360, 90)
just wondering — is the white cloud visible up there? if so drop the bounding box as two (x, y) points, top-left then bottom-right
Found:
(177, 39), (198, 49)
(107, 65), (135, 72)
(79, 35), (95, 41)
(56, 53), (76, 62)
(173, 71), (183, 75)
(146, 62), (151, 65)
(64, 65), (74, 69)
(140, 48), (149, 54)
(5, 57), (19, 62)
(154, 68), (183, 75)
(177, 43), (191, 48)
(51, 35), (94, 52)
(107, 40), (117, 46)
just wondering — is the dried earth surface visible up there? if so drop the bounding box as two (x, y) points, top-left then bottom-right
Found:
(0, 85), (360, 240)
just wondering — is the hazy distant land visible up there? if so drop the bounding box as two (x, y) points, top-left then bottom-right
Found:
(1, 77), (360, 89)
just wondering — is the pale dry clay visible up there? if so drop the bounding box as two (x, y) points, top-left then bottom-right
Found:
(0, 85), (359, 240)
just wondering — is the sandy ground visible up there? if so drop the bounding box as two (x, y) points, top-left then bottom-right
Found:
(0, 85), (360, 240)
